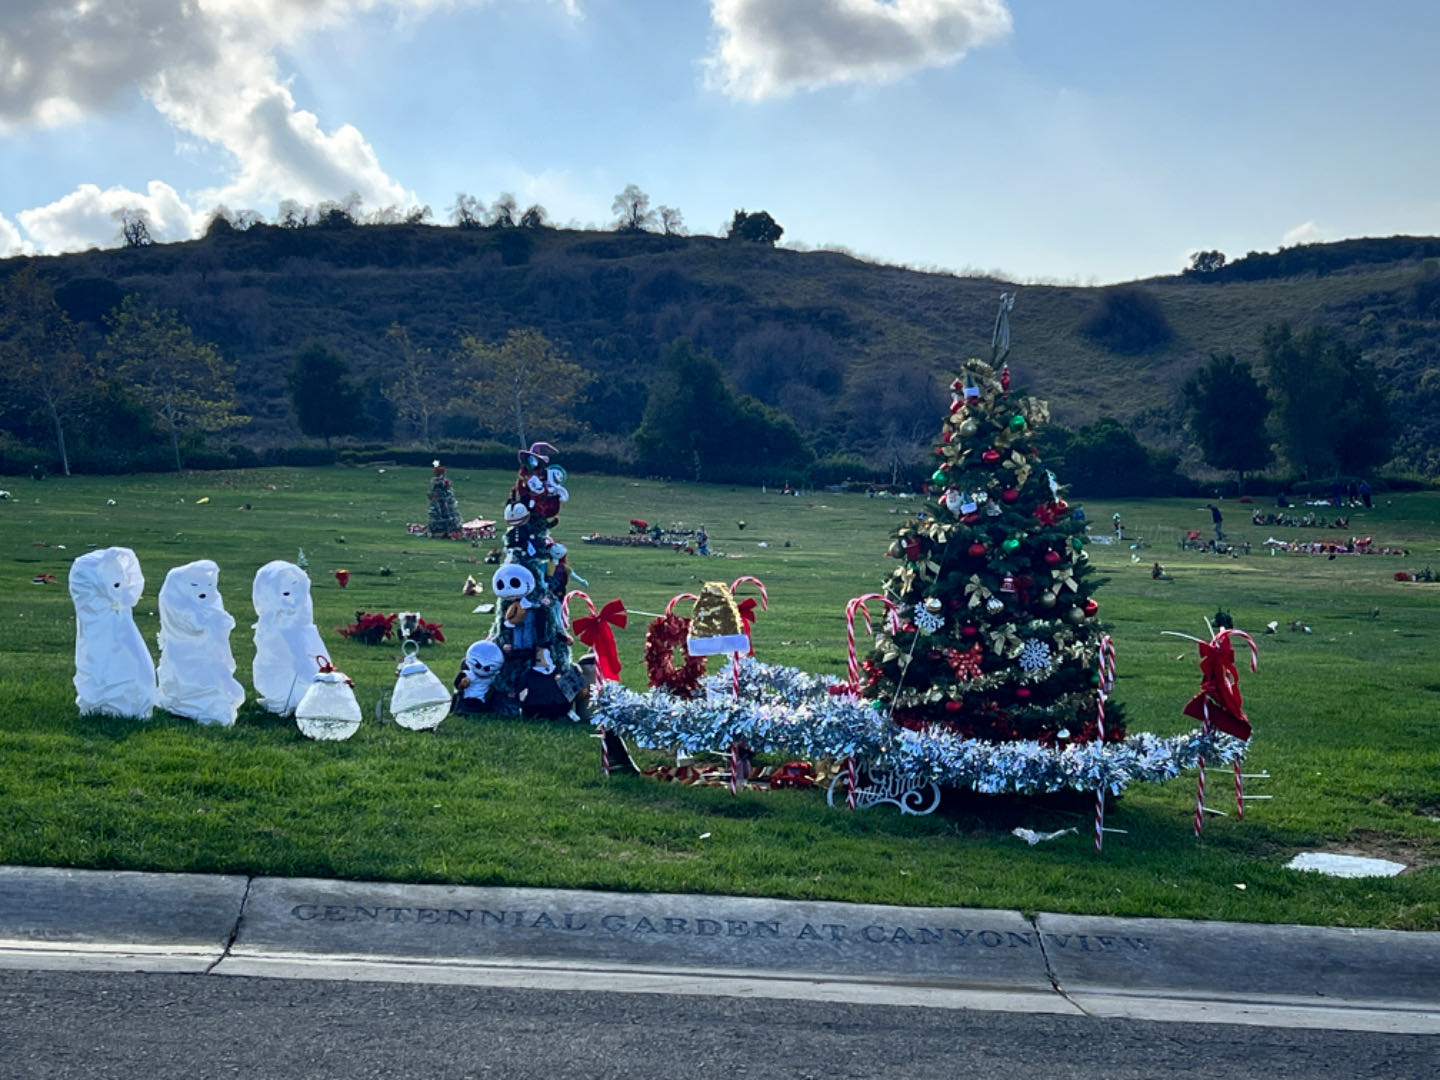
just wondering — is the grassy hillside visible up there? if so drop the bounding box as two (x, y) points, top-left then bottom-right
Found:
(4, 224), (1438, 473)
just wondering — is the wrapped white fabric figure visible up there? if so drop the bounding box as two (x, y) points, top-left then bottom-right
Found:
(251, 560), (326, 715)
(69, 546), (156, 719)
(157, 559), (246, 726)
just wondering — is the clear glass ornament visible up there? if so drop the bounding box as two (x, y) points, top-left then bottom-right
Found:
(295, 667), (362, 740)
(389, 641), (450, 731)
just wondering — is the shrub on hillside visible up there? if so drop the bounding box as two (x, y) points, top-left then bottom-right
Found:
(1079, 287), (1172, 354)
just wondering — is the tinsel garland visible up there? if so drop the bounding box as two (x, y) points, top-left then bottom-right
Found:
(593, 657), (1245, 797)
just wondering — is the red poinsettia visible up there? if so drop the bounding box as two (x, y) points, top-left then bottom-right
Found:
(336, 611), (397, 645)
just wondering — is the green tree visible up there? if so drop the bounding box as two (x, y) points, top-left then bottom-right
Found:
(1181, 353), (1273, 492)
(103, 297), (246, 471)
(287, 340), (365, 448)
(1261, 323), (1390, 480)
(632, 339), (811, 480)
(461, 328), (591, 448)
(727, 209), (783, 245)
(0, 263), (84, 475)
(1187, 250), (1227, 274)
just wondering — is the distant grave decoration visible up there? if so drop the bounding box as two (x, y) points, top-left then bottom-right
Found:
(591, 296), (1258, 843)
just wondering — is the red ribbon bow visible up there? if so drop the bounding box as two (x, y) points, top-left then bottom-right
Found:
(1182, 631), (1254, 740)
(573, 598), (628, 681)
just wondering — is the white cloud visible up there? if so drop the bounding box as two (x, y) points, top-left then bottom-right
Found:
(0, 212), (29, 257)
(0, 1), (580, 253)
(17, 181), (202, 253)
(1281, 220), (1324, 247)
(704, 0), (1012, 102)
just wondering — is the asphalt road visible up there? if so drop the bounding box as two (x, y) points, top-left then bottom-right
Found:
(1, 969), (1435, 1080)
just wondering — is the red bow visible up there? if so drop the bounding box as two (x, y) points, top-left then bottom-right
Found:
(736, 597), (761, 656)
(574, 599), (627, 681)
(1182, 632), (1252, 740)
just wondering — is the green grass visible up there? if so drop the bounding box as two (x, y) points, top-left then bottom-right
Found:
(2, 467), (1439, 928)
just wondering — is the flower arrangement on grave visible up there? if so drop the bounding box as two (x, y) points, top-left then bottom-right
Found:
(336, 611), (397, 645)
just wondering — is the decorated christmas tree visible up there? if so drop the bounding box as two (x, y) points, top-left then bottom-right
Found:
(427, 460), (463, 538)
(862, 319), (1125, 747)
(482, 443), (581, 715)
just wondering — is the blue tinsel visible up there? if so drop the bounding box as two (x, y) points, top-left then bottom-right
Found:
(594, 656), (1245, 796)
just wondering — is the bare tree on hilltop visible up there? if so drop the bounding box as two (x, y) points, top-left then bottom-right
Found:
(612, 184), (657, 232)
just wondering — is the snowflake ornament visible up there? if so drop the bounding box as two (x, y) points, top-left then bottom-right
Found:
(914, 607), (945, 635)
(1018, 638), (1053, 672)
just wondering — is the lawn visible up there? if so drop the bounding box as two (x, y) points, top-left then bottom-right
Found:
(1, 466), (1437, 929)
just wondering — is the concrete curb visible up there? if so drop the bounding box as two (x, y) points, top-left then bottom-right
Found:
(2, 866), (1436, 1033)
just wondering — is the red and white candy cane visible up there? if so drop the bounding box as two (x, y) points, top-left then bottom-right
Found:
(846, 593), (898, 695)
(845, 755), (858, 810)
(729, 576), (768, 695)
(1093, 634), (1116, 852)
(600, 728), (611, 777)
(665, 592), (699, 617)
(1219, 628), (1258, 820)
(1195, 714), (1209, 837)
(563, 589), (594, 631)
(729, 743), (742, 795)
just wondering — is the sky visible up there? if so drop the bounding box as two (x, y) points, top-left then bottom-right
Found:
(2, 0), (1438, 284)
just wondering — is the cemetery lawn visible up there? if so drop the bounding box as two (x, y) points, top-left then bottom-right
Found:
(1, 467), (1438, 930)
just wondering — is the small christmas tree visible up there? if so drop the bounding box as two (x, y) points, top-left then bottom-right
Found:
(863, 331), (1124, 746)
(427, 460), (463, 538)
(484, 445), (579, 715)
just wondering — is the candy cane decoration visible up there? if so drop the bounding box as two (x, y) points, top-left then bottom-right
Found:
(846, 755), (858, 810)
(1093, 634), (1116, 852)
(846, 593), (898, 695)
(563, 589), (594, 631)
(729, 743), (742, 795)
(1194, 714), (1209, 837)
(1221, 628), (1257, 820)
(600, 728), (611, 777)
(665, 592), (699, 618)
(729, 576), (769, 695)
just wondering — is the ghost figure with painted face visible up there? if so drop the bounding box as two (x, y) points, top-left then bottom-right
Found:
(251, 560), (326, 715)
(69, 546), (157, 719)
(157, 559), (246, 726)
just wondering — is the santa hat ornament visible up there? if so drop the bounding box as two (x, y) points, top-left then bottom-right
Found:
(686, 581), (750, 657)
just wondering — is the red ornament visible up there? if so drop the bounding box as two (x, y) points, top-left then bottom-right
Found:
(942, 432), (953, 443)
(945, 700), (963, 713)
(982, 449), (1001, 464)
(960, 624), (979, 637)
(1000, 365), (1011, 391)
(999, 574), (1017, 594)
(968, 542), (987, 558)
(1001, 488), (1019, 504)
(1055, 499), (1069, 513)
(962, 513), (980, 524)
(904, 537), (924, 561)
(1083, 598), (1099, 616)
(1016, 687), (1031, 700)
(1044, 550), (1062, 566)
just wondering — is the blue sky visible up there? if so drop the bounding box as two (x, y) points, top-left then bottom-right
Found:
(2, 1), (1437, 283)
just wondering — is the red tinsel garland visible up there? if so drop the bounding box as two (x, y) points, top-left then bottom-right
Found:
(643, 614), (707, 698)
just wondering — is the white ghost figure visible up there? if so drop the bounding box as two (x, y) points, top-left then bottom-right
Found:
(157, 559), (246, 726)
(546, 466), (569, 504)
(69, 546), (156, 719)
(251, 560), (326, 716)
(458, 640), (505, 707)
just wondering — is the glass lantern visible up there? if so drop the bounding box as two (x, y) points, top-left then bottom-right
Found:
(295, 660), (362, 741)
(389, 641), (451, 731)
